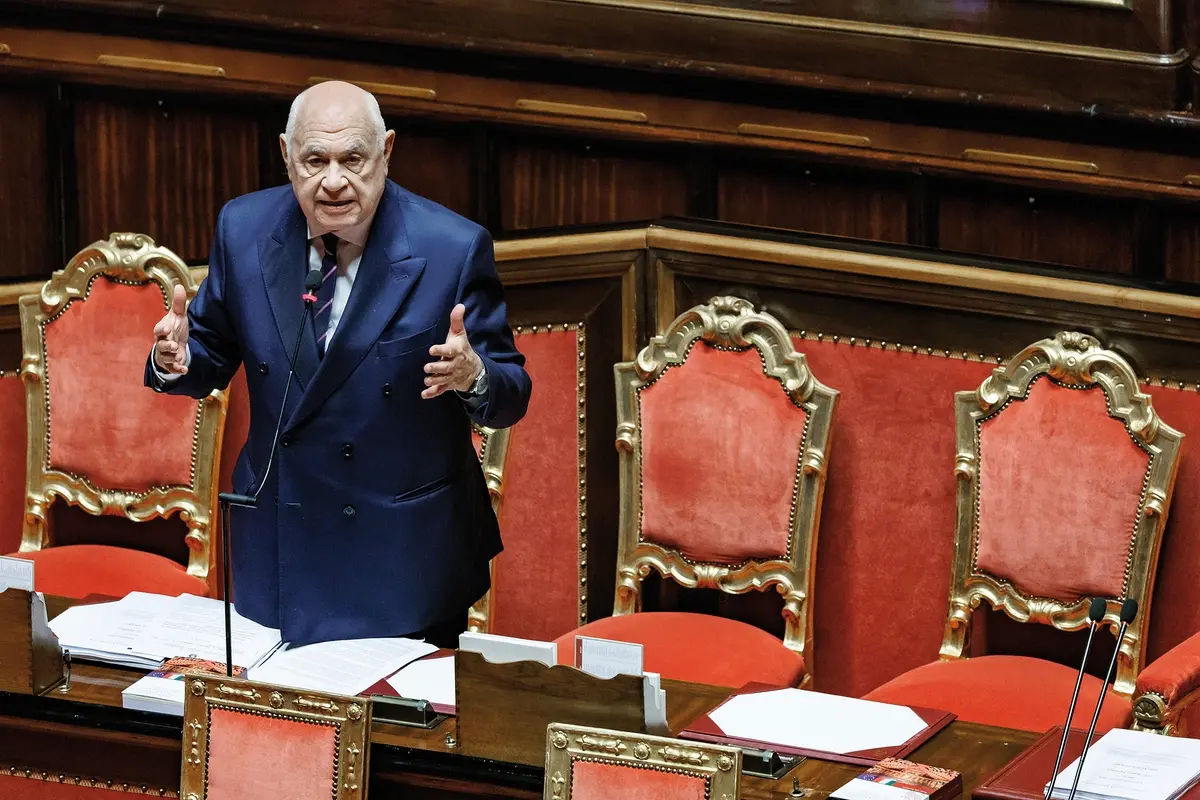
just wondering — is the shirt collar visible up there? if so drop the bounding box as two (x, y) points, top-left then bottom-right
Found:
(306, 212), (374, 248)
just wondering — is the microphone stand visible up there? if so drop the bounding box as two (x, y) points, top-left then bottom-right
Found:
(1061, 599), (1139, 800)
(216, 270), (322, 677)
(1046, 598), (1108, 800)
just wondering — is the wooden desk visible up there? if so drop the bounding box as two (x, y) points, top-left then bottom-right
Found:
(0, 659), (1037, 799)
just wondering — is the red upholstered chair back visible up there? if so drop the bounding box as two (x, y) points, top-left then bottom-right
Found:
(17, 233), (228, 585)
(545, 723), (741, 800)
(180, 675), (370, 800)
(468, 422), (512, 632)
(945, 332), (1183, 696)
(614, 296), (838, 670)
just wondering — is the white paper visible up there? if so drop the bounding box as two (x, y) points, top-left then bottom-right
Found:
(1049, 728), (1200, 800)
(0, 556), (34, 592)
(386, 656), (456, 708)
(643, 672), (668, 735)
(707, 688), (928, 754)
(122, 674), (187, 716)
(250, 637), (437, 696)
(134, 594), (281, 668)
(835, 778), (929, 800)
(49, 592), (176, 668)
(458, 631), (557, 667)
(578, 636), (644, 680)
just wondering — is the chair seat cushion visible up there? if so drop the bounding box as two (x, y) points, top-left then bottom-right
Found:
(9, 544), (209, 599)
(554, 612), (806, 688)
(864, 655), (1133, 734)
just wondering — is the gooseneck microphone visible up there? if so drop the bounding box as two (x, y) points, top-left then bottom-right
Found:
(1060, 598), (1138, 800)
(216, 267), (323, 676)
(1045, 597), (1108, 800)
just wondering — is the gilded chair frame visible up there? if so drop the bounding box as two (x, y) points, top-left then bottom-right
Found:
(545, 723), (741, 800)
(612, 295), (838, 672)
(18, 233), (228, 583)
(468, 422), (512, 632)
(943, 331), (1183, 696)
(180, 675), (371, 800)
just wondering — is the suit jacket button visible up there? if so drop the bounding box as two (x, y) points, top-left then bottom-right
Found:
(343, 504), (356, 518)
(342, 443), (354, 458)
(281, 434), (292, 448)
(258, 362), (269, 375)
(382, 383), (392, 397)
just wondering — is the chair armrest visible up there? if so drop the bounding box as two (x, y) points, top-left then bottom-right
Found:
(1132, 631), (1200, 735)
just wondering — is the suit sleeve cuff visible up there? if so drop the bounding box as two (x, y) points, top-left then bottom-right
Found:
(151, 345), (191, 386)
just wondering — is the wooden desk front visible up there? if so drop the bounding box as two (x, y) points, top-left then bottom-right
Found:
(0, 659), (1037, 799)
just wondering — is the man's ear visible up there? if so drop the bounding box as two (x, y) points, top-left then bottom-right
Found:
(279, 134), (291, 177)
(383, 129), (396, 166)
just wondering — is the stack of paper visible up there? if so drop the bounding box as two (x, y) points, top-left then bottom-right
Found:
(49, 592), (281, 670)
(249, 637), (437, 696)
(1048, 729), (1200, 800)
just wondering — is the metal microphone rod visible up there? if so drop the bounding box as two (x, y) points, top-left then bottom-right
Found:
(1063, 620), (1131, 800)
(1047, 598), (1107, 800)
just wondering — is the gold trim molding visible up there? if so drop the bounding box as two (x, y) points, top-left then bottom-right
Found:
(943, 331), (1184, 696)
(467, 422), (511, 633)
(0, 43), (10, 56)
(0, 766), (177, 796)
(738, 123), (871, 148)
(552, 0), (1185, 65)
(97, 55), (226, 77)
(18, 233), (228, 585)
(963, 148), (1100, 174)
(545, 723), (741, 800)
(614, 296), (837, 670)
(308, 76), (436, 100)
(514, 99), (648, 123)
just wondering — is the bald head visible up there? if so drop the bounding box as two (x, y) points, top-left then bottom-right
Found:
(280, 81), (395, 232)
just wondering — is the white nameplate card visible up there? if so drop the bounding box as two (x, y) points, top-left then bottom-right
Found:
(458, 631), (557, 667)
(576, 636), (644, 680)
(0, 556), (35, 593)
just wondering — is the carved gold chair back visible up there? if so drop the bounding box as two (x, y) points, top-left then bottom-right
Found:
(467, 422), (512, 632)
(180, 675), (371, 800)
(544, 723), (741, 800)
(18, 233), (227, 583)
(612, 296), (838, 668)
(943, 331), (1183, 696)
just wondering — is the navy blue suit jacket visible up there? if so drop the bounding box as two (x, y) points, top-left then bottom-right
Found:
(145, 181), (530, 645)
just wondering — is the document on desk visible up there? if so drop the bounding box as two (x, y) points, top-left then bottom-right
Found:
(705, 688), (930, 755)
(0, 555), (35, 592)
(1047, 728), (1200, 800)
(49, 591), (175, 669)
(250, 637), (438, 696)
(387, 656), (456, 711)
(134, 594), (281, 668)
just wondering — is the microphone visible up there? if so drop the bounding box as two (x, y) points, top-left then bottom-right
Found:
(1058, 599), (1138, 800)
(1045, 598), (1108, 800)
(216, 266), (323, 675)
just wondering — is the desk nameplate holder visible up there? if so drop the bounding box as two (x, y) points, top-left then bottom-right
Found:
(740, 746), (804, 779)
(0, 588), (64, 695)
(371, 695), (445, 729)
(455, 649), (647, 767)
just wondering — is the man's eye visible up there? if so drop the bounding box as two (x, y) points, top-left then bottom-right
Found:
(306, 158), (325, 168)
(345, 155), (363, 166)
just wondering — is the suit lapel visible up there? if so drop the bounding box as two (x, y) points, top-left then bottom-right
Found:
(286, 185), (426, 429)
(260, 203), (320, 391)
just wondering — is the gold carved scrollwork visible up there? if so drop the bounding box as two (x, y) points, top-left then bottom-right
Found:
(545, 724), (741, 799)
(467, 422), (511, 633)
(613, 297), (837, 677)
(944, 331), (1183, 697)
(180, 676), (371, 800)
(18, 233), (228, 587)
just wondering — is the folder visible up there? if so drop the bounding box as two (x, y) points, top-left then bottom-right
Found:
(680, 683), (955, 766)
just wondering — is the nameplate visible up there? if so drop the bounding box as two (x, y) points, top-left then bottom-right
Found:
(0, 556), (34, 593)
(458, 631), (557, 667)
(576, 636), (643, 680)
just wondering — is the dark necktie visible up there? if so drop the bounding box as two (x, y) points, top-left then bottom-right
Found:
(314, 233), (339, 358)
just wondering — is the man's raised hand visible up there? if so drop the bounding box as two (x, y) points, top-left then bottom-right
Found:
(153, 284), (190, 375)
(424, 303), (482, 399)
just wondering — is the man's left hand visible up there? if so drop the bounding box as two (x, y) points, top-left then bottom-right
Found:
(424, 303), (483, 399)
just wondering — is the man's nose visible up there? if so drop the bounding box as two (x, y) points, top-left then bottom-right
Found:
(322, 162), (349, 192)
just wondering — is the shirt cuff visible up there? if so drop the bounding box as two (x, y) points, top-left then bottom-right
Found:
(151, 345), (191, 386)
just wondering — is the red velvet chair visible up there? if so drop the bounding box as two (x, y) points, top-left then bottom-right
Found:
(180, 675), (370, 800)
(544, 723), (741, 800)
(555, 296), (839, 688)
(8, 233), (228, 599)
(467, 422), (512, 632)
(866, 332), (1184, 734)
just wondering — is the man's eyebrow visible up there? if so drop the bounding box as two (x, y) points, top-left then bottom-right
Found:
(299, 144), (328, 158)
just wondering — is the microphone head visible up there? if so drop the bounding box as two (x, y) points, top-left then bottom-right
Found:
(1120, 598), (1138, 624)
(304, 268), (323, 293)
(1088, 597), (1107, 622)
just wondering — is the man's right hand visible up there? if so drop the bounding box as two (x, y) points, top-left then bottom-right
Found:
(153, 284), (190, 375)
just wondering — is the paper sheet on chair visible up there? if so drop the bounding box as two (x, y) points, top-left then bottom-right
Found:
(707, 688), (928, 754)
(250, 637), (437, 696)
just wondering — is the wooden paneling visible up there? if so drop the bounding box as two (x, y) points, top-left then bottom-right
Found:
(937, 182), (1138, 274)
(499, 138), (689, 232)
(717, 160), (911, 243)
(1164, 208), (1200, 284)
(73, 92), (260, 261)
(387, 122), (480, 222)
(0, 83), (55, 280)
